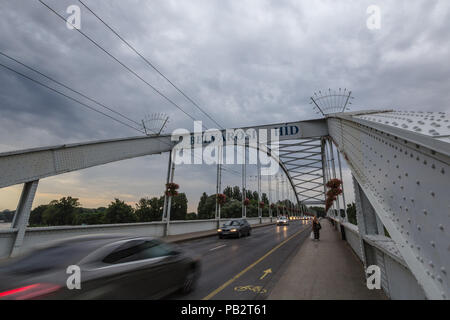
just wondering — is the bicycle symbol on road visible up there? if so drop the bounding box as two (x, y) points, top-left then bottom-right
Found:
(234, 285), (267, 294)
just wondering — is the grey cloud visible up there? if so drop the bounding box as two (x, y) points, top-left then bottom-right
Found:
(0, 0), (448, 210)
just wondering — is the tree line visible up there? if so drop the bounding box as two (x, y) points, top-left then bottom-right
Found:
(2, 187), (357, 227)
(197, 186), (295, 219)
(0, 210), (15, 223)
(27, 194), (190, 227)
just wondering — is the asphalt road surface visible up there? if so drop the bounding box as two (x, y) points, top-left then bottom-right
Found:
(170, 220), (312, 300)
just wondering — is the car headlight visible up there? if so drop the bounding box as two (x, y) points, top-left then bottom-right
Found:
(217, 229), (222, 232)
(230, 228), (237, 232)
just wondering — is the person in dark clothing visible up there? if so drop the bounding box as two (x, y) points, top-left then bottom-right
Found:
(312, 216), (322, 241)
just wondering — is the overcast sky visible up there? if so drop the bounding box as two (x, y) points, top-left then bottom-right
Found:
(0, 0), (449, 213)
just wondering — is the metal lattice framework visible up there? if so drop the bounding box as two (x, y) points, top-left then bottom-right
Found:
(277, 138), (325, 205)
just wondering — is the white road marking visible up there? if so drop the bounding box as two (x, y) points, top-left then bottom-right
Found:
(209, 244), (227, 251)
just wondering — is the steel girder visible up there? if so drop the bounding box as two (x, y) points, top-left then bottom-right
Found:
(327, 110), (450, 300)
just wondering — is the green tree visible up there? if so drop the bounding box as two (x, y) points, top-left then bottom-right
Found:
(73, 211), (105, 225)
(223, 186), (233, 200)
(186, 212), (198, 220)
(29, 205), (48, 226)
(232, 186), (242, 201)
(198, 194), (216, 219)
(246, 201), (258, 217)
(170, 193), (188, 221)
(197, 192), (208, 217)
(261, 193), (268, 204)
(104, 198), (136, 224)
(220, 199), (242, 218)
(135, 197), (163, 222)
(346, 202), (357, 225)
(309, 206), (326, 218)
(42, 197), (80, 226)
(0, 210), (15, 223)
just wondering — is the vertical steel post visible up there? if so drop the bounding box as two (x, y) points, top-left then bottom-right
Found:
(10, 180), (39, 257)
(337, 150), (347, 222)
(257, 151), (262, 223)
(218, 146), (222, 226)
(325, 139), (334, 216)
(162, 150), (172, 222)
(321, 138), (329, 216)
(268, 173), (273, 222)
(281, 177), (285, 216)
(276, 175), (280, 217)
(165, 152), (176, 236)
(215, 147), (220, 221)
(328, 139), (341, 218)
(241, 144), (246, 218)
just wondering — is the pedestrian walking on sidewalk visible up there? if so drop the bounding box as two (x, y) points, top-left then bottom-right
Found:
(312, 216), (321, 241)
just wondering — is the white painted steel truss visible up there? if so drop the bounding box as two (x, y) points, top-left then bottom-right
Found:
(1, 110), (449, 301)
(327, 110), (450, 300)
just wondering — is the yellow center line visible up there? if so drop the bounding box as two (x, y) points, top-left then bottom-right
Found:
(202, 225), (310, 300)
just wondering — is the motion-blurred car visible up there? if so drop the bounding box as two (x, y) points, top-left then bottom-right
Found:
(276, 216), (289, 226)
(0, 234), (201, 300)
(217, 219), (251, 238)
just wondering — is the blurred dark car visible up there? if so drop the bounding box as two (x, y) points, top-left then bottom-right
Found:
(0, 234), (201, 300)
(217, 219), (251, 238)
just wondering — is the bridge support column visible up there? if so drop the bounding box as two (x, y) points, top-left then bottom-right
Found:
(320, 138), (328, 217)
(257, 154), (262, 224)
(241, 147), (246, 218)
(164, 151), (176, 237)
(162, 150), (172, 223)
(10, 180), (39, 257)
(352, 175), (391, 294)
(215, 146), (222, 228)
(268, 173), (273, 222)
(337, 150), (347, 222)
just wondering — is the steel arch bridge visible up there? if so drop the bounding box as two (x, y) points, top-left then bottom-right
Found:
(0, 109), (448, 299)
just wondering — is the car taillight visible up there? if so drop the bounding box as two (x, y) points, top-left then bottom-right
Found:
(0, 283), (61, 300)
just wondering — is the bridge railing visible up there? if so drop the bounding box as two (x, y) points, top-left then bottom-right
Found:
(330, 217), (427, 299)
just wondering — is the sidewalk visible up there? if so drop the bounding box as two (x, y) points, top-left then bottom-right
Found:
(163, 221), (275, 243)
(268, 219), (387, 300)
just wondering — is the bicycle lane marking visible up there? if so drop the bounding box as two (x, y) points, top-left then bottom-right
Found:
(228, 224), (311, 300)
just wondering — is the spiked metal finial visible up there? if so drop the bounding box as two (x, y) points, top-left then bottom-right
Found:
(310, 88), (354, 117)
(141, 113), (170, 136)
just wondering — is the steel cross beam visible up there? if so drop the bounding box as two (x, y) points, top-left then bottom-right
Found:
(327, 110), (450, 300)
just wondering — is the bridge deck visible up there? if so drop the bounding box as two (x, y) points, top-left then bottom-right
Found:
(268, 219), (387, 300)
